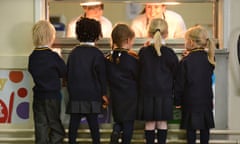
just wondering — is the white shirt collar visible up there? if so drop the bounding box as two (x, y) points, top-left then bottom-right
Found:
(79, 42), (95, 46)
(36, 45), (49, 48)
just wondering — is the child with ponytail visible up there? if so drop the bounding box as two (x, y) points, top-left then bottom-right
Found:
(138, 18), (179, 144)
(106, 23), (139, 144)
(174, 25), (216, 144)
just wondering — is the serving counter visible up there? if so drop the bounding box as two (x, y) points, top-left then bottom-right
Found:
(54, 37), (185, 53)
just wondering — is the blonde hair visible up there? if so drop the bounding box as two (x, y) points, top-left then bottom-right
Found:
(185, 25), (216, 65)
(32, 20), (56, 47)
(148, 18), (168, 56)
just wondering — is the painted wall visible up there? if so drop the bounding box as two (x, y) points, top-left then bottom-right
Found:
(0, 0), (34, 69)
(0, 0), (34, 129)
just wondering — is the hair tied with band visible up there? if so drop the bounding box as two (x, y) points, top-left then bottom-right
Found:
(108, 50), (122, 64)
(108, 50), (114, 63)
(155, 29), (161, 34)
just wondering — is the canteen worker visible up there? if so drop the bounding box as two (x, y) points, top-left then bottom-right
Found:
(66, 0), (112, 38)
(131, 2), (186, 38)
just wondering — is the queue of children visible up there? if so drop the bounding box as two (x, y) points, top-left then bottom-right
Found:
(29, 16), (215, 144)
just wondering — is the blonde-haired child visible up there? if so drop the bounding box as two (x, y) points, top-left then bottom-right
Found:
(139, 18), (179, 144)
(28, 20), (66, 144)
(174, 25), (215, 144)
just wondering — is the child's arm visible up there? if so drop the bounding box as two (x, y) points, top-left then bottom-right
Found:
(102, 95), (109, 109)
(176, 105), (181, 109)
(174, 61), (185, 108)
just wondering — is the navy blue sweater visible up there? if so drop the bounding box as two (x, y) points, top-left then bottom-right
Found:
(67, 45), (107, 102)
(106, 48), (139, 122)
(28, 47), (67, 99)
(139, 45), (179, 98)
(174, 49), (214, 112)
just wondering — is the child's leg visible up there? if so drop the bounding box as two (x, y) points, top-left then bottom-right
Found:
(46, 99), (65, 144)
(110, 123), (121, 144)
(86, 114), (100, 144)
(200, 129), (210, 144)
(121, 120), (134, 144)
(68, 113), (82, 144)
(145, 121), (156, 144)
(156, 121), (167, 144)
(186, 129), (197, 144)
(33, 99), (49, 144)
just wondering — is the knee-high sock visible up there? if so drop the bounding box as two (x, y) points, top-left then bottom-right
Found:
(157, 129), (167, 144)
(145, 130), (155, 144)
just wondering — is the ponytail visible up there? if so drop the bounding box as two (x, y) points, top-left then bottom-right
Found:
(147, 18), (168, 56)
(207, 38), (216, 66)
(153, 29), (162, 56)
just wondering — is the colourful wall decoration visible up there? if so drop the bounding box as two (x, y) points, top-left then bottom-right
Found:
(0, 70), (30, 123)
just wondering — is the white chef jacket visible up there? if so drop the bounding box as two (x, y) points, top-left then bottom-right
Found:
(66, 15), (112, 38)
(131, 10), (186, 38)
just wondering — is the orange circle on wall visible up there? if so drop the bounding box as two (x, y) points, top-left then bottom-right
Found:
(9, 71), (24, 83)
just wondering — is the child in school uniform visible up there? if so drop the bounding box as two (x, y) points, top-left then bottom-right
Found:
(174, 25), (215, 144)
(106, 23), (139, 144)
(28, 20), (66, 144)
(66, 17), (109, 144)
(138, 18), (179, 144)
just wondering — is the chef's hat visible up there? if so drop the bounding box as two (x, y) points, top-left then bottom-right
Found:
(80, 0), (102, 6)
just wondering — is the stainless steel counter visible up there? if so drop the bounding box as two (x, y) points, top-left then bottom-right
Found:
(54, 37), (226, 54)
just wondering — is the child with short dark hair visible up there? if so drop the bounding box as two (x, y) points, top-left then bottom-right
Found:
(28, 20), (66, 144)
(139, 18), (179, 144)
(66, 17), (108, 144)
(106, 23), (138, 144)
(174, 25), (215, 144)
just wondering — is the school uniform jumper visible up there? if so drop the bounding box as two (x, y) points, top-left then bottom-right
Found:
(139, 45), (178, 121)
(28, 47), (66, 144)
(106, 48), (139, 144)
(174, 49), (215, 130)
(66, 45), (107, 144)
